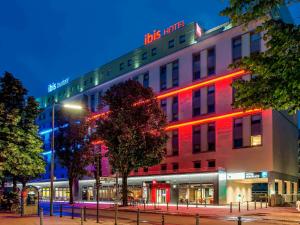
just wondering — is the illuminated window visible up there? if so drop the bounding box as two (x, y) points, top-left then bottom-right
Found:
(207, 47), (215, 76)
(192, 53), (201, 80)
(232, 36), (242, 63)
(179, 35), (185, 44)
(251, 114), (262, 146)
(192, 89), (201, 117)
(168, 39), (175, 48)
(192, 125), (201, 153)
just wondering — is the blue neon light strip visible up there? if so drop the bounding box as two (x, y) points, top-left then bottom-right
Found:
(39, 124), (69, 135)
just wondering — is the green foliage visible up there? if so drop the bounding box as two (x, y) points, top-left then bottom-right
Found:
(54, 108), (93, 203)
(221, 1), (300, 113)
(0, 72), (45, 186)
(95, 80), (168, 205)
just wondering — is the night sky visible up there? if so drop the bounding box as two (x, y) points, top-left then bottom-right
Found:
(0, 0), (299, 97)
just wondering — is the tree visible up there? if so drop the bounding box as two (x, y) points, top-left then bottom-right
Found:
(0, 72), (45, 189)
(55, 108), (93, 204)
(220, 1), (300, 113)
(95, 80), (168, 206)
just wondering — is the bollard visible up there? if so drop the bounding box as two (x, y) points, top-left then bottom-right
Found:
(161, 214), (165, 225)
(196, 213), (200, 225)
(81, 208), (84, 225)
(176, 201), (178, 210)
(230, 202), (232, 213)
(260, 200), (262, 209)
(186, 200), (189, 209)
(246, 201), (249, 211)
(204, 199), (207, 207)
(137, 208), (140, 225)
(167, 202), (169, 211)
(238, 201), (241, 212)
(60, 204), (62, 217)
(143, 200), (146, 210)
(254, 200), (256, 210)
(237, 216), (242, 225)
(71, 205), (74, 219)
(40, 208), (44, 225)
(265, 199), (268, 208)
(84, 206), (87, 221)
(196, 200), (198, 208)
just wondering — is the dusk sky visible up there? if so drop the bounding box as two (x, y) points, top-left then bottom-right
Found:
(0, 0), (299, 97)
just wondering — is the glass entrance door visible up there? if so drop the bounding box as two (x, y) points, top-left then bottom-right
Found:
(156, 189), (166, 203)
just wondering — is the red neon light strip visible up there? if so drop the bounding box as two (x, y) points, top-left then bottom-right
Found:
(88, 70), (247, 121)
(92, 109), (262, 145)
(165, 109), (261, 130)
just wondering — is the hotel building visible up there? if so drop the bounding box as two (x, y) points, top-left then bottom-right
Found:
(32, 6), (298, 204)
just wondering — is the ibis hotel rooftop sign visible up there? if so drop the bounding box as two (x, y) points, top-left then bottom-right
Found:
(48, 78), (69, 93)
(144, 21), (186, 45)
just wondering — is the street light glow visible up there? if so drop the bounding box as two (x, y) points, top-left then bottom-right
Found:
(63, 104), (83, 110)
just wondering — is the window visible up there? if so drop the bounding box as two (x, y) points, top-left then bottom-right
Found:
(98, 91), (102, 110)
(233, 118), (243, 148)
(172, 163), (179, 171)
(168, 39), (175, 48)
(179, 35), (185, 44)
(192, 89), (201, 117)
(161, 164), (167, 171)
(84, 80), (87, 86)
(143, 167), (148, 173)
(207, 47), (216, 76)
(194, 161), (201, 169)
(127, 59), (132, 67)
(207, 85), (215, 113)
(143, 72), (149, 87)
(172, 60), (179, 87)
(160, 65), (167, 91)
(151, 48), (157, 56)
(251, 114), (262, 146)
(172, 130), (179, 156)
(119, 63), (124, 71)
(192, 125), (201, 153)
(142, 52), (147, 60)
(207, 160), (216, 168)
(90, 94), (95, 113)
(192, 53), (201, 80)
(250, 32), (261, 54)
(232, 36), (242, 62)
(171, 96), (178, 121)
(207, 123), (216, 151)
(160, 99), (167, 115)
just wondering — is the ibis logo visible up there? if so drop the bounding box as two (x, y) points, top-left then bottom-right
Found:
(144, 21), (185, 45)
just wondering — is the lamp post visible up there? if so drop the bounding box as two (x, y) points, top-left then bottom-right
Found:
(49, 103), (83, 216)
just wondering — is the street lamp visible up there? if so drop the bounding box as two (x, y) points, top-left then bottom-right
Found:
(50, 102), (83, 216)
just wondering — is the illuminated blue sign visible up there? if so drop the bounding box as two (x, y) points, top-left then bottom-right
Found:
(48, 78), (69, 93)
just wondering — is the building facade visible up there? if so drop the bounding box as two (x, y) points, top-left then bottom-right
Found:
(31, 7), (298, 205)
